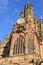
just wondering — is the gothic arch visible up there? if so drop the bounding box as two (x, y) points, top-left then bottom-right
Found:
(23, 30), (40, 55)
(13, 35), (25, 55)
(9, 34), (25, 56)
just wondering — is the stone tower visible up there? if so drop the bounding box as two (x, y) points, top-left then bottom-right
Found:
(24, 3), (33, 21)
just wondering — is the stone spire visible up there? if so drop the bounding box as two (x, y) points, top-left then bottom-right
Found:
(24, 1), (34, 20)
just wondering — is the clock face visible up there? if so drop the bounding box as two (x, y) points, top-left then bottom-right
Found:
(17, 18), (25, 24)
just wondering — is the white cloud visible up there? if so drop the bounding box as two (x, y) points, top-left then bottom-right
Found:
(14, 8), (20, 13)
(14, 8), (20, 16)
(0, 0), (8, 13)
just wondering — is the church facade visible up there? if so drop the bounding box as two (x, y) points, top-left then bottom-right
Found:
(0, 2), (43, 65)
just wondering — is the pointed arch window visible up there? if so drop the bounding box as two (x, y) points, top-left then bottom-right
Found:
(28, 36), (34, 54)
(13, 36), (25, 55)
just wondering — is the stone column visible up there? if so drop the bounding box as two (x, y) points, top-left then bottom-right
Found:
(25, 33), (28, 54)
(9, 48), (14, 56)
(34, 35), (40, 55)
(9, 37), (15, 56)
(9, 34), (16, 56)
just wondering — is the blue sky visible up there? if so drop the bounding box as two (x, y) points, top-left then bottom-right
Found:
(0, 0), (43, 41)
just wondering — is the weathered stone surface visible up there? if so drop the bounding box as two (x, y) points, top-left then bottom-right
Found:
(0, 2), (43, 65)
